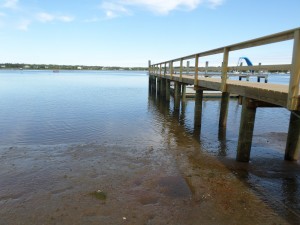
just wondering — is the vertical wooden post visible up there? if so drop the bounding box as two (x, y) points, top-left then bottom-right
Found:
(160, 77), (163, 96)
(257, 63), (262, 82)
(153, 76), (156, 92)
(180, 58), (183, 82)
(159, 64), (162, 77)
(194, 54), (199, 86)
(182, 84), (186, 102)
(219, 92), (230, 127)
(148, 60), (152, 91)
(174, 81), (181, 109)
(164, 63), (167, 77)
(194, 88), (203, 130)
(161, 78), (166, 97)
(166, 79), (170, 101)
(287, 29), (300, 110)
(221, 47), (229, 92)
(157, 77), (161, 95)
(170, 61), (174, 79)
(236, 97), (257, 162)
(148, 60), (151, 72)
(186, 61), (190, 75)
(219, 48), (230, 128)
(205, 61), (209, 77)
(284, 111), (300, 161)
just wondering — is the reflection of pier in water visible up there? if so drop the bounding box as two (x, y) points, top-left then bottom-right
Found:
(148, 91), (300, 224)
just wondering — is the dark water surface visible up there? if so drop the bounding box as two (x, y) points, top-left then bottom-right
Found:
(0, 70), (299, 224)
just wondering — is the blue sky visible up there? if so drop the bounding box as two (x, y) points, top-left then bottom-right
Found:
(0, 0), (299, 67)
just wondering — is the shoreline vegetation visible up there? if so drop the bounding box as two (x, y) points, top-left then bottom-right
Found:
(0, 63), (148, 71)
(0, 63), (290, 73)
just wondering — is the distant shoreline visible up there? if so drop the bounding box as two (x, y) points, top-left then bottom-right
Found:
(0, 63), (148, 71)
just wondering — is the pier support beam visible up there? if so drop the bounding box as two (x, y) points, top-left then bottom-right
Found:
(236, 97), (257, 162)
(161, 78), (166, 98)
(219, 92), (230, 127)
(157, 78), (161, 96)
(284, 111), (300, 161)
(166, 80), (170, 101)
(194, 88), (203, 130)
(152, 76), (156, 93)
(174, 81), (181, 110)
(182, 84), (187, 102)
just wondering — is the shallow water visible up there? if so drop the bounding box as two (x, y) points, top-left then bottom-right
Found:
(0, 70), (299, 224)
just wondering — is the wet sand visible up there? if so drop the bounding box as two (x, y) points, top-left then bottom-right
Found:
(0, 139), (297, 225)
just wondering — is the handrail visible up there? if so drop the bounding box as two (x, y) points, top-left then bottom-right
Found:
(151, 27), (298, 66)
(149, 27), (300, 110)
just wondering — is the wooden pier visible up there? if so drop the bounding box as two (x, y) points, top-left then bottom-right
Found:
(149, 27), (300, 162)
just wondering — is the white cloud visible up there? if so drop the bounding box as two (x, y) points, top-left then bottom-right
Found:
(17, 19), (30, 31)
(99, 0), (224, 17)
(2, 0), (18, 9)
(37, 12), (74, 23)
(100, 2), (130, 19)
(121, 0), (203, 14)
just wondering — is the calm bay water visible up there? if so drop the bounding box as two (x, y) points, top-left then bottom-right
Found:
(0, 70), (299, 224)
(0, 70), (156, 146)
(0, 70), (291, 147)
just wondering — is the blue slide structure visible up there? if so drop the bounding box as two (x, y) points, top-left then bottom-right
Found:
(237, 57), (253, 66)
(237, 57), (254, 73)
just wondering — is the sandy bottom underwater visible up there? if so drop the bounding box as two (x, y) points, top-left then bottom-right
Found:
(0, 138), (299, 225)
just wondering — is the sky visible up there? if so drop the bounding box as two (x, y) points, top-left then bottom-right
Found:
(0, 0), (299, 67)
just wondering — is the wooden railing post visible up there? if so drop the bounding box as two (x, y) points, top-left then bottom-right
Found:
(170, 61), (174, 79)
(194, 54), (199, 86)
(205, 61), (208, 77)
(287, 29), (300, 110)
(221, 47), (229, 92)
(186, 61), (190, 75)
(159, 64), (162, 77)
(164, 63), (167, 77)
(180, 58), (183, 82)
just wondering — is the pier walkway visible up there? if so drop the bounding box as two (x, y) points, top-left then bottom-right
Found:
(149, 27), (300, 162)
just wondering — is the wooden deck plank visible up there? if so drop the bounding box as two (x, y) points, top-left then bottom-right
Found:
(153, 73), (300, 110)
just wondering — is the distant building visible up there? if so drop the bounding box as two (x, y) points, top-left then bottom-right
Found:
(77, 66), (82, 70)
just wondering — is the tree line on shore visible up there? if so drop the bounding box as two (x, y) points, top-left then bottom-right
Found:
(0, 63), (148, 71)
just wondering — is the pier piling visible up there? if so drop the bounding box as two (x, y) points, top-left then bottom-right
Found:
(219, 92), (230, 127)
(236, 97), (257, 162)
(284, 111), (300, 161)
(182, 84), (187, 102)
(194, 88), (203, 130)
(166, 80), (170, 101)
(174, 82), (181, 109)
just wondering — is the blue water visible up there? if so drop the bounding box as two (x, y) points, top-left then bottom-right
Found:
(0, 70), (291, 148)
(0, 70), (156, 145)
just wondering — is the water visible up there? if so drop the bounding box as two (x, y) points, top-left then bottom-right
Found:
(0, 70), (291, 146)
(0, 70), (299, 224)
(0, 70), (157, 146)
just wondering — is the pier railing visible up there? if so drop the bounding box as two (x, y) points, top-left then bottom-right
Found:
(150, 27), (300, 111)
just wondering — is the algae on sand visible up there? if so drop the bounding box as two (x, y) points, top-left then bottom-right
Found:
(90, 190), (107, 201)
